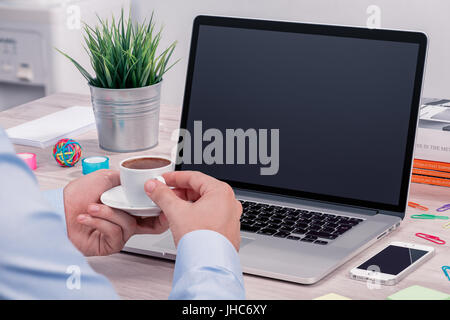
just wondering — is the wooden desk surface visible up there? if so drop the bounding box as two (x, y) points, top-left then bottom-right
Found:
(1, 93), (449, 300)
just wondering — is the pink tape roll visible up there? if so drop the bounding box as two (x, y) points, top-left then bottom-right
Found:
(17, 152), (37, 171)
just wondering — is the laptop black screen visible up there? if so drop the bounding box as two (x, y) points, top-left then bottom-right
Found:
(178, 17), (426, 212)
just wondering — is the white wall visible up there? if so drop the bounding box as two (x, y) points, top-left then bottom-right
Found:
(131, 0), (450, 107)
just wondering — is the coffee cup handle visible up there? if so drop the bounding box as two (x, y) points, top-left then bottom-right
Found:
(155, 175), (166, 184)
(155, 175), (176, 189)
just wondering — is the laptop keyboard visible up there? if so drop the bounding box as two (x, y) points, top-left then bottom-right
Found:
(239, 200), (364, 245)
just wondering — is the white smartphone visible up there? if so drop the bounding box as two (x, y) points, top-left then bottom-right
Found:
(350, 241), (434, 285)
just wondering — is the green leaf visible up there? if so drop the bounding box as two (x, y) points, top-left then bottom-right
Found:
(103, 59), (113, 87)
(56, 7), (178, 89)
(55, 48), (95, 84)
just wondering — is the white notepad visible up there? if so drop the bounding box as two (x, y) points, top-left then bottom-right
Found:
(6, 106), (96, 148)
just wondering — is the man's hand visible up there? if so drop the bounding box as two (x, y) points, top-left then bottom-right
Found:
(144, 171), (242, 251)
(63, 169), (169, 256)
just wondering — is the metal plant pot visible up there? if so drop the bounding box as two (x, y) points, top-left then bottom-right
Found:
(89, 82), (162, 152)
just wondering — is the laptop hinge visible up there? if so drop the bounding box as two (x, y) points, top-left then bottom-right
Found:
(234, 188), (379, 216)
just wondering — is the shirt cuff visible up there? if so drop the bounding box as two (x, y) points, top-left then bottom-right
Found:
(41, 188), (66, 226)
(173, 229), (244, 287)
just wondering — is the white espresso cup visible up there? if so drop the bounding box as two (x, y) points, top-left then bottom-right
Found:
(120, 156), (174, 207)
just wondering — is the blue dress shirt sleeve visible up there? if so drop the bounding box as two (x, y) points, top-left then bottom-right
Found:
(0, 128), (118, 299)
(170, 230), (246, 300)
(42, 188), (66, 224)
(0, 127), (245, 300)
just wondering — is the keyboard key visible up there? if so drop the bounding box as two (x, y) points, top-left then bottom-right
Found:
(273, 232), (289, 238)
(296, 222), (309, 229)
(304, 234), (318, 240)
(301, 238), (315, 242)
(293, 228), (307, 234)
(281, 219), (296, 226)
(243, 212), (257, 217)
(287, 211), (300, 218)
(321, 227), (335, 233)
(256, 216), (269, 223)
(241, 224), (260, 233)
(243, 213), (257, 219)
(286, 236), (300, 240)
(281, 222), (296, 229)
(309, 225), (322, 231)
(279, 226), (294, 232)
(257, 228), (277, 236)
(314, 240), (328, 245)
(307, 231), (338, 240)
(253, 222), (267, 228)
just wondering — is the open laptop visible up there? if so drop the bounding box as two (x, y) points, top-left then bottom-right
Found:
(124, 16), (427, 284)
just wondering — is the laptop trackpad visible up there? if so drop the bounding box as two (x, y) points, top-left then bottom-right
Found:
(154, 235), (254, 252)
(154, 235), (176, 252)
(241, 236), (254, 248)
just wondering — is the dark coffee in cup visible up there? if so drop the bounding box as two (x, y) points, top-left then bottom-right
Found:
(122, 157), (171, 170)
(120, 156), (173, 207)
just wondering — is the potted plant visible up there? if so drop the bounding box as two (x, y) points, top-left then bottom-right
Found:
(57, 10), (178, 152)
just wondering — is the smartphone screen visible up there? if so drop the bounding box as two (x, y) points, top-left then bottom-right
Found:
(357, 245), (429, 275)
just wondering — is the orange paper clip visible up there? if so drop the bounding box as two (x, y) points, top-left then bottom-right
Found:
(415, 233), (446, 245)
(408, 202), (428, 211)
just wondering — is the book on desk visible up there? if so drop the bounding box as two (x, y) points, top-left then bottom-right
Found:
(412, 99), (450, 188)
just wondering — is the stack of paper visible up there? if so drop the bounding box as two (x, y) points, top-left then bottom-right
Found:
(6, 106), (95, 148)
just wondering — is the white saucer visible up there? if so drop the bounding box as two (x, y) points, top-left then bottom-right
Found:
(100, 185), (161, 217)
